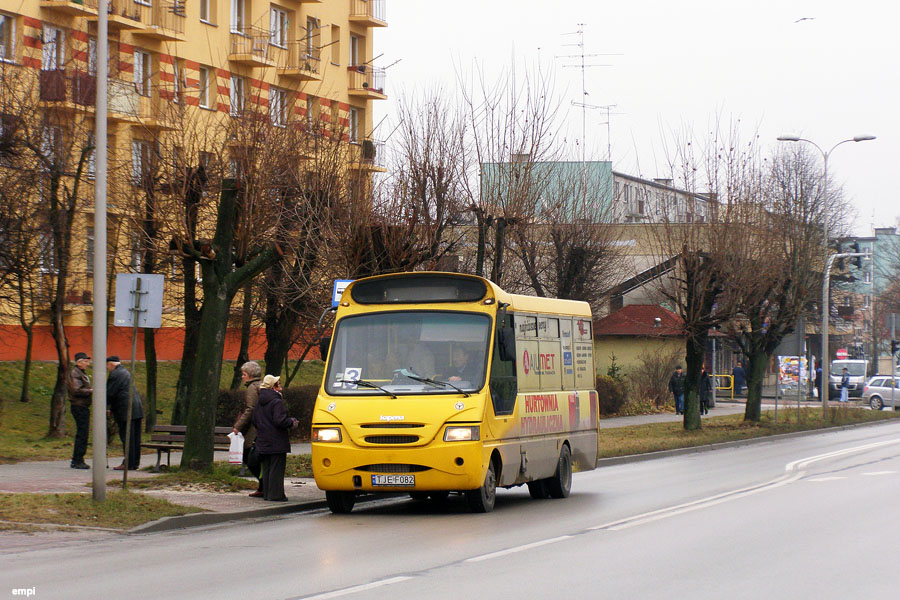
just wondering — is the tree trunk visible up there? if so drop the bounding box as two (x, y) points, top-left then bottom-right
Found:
(491, 217), (507, 284)
(19, 325), (34, 403)
(474, 210), (487, 278)
(144, 327), (158, 432)
(683, 332), (705, 431)
(743, 348), (769, 422)
(230, 282), (254, 390)
(263, 294), (298, 379)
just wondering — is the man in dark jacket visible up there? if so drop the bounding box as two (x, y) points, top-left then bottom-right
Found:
(732, 361), (747, 395)
(67, 352), (93, 469)
(233, 361), (263, 496)
(669, 365), (686, 415)
(252, 375), (298, 501)
(106, 356), (144, 470)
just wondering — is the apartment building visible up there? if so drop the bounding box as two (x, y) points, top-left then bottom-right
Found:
(0, 0), (388, 360)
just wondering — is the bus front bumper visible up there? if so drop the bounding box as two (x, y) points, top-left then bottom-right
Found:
(312, 441), (487, 492)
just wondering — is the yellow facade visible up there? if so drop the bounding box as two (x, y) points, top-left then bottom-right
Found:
(0, 0), (387, 357)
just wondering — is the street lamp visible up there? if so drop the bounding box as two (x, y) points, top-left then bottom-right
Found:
(776, 134), (876, 414)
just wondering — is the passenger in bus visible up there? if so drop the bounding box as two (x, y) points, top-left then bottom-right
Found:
(444, 346), (480, 384)
(405, 342), (435, 377)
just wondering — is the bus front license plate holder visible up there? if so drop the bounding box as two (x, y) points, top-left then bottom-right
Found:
(371, 474), (415, 487)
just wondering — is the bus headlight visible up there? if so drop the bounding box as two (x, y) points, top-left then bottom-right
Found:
(444, 426), (480, 442)
(313, 427), (342, 443)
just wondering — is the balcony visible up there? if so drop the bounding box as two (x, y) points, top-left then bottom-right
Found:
(107, 77), (140, 122)
(349, 0), (387, 27)
(348, 138), (386, 172)
(229, 27), (276, 67)
(87, 0), (146, 31)
(347, 65), (386, 100)
(38, 70), (98, 110)
(40, 0), (99, 17)
(278, 40), (322, 81)
(131, 1), (186, 42)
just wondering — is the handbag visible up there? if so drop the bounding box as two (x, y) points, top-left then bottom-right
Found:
(244, 442), (261, 472)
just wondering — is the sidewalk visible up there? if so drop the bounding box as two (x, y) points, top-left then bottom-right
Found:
(0, 403), (806, 534)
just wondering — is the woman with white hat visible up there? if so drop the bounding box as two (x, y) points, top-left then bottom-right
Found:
(251, 375), (299, 501)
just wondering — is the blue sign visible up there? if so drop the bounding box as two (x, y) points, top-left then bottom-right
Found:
(332, 279), (354, 308)
(563, 351), (573, 367)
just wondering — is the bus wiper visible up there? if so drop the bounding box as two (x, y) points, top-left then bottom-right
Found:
(398, 369), (470, 398)
(337, 379), (397, 399)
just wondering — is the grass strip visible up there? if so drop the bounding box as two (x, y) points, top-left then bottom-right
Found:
(0, 490), (204, 530)
(598, 407), (900, 458)
(108, 462), (259, 492)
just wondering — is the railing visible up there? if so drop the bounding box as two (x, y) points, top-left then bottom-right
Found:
(230, 26), (272, 62)
(351, 0), (386, 23)
(41, 0), (100, 11)
(39, 70), (67, 102)
(351, 138), (385, 168)
(108, 0), (144, 22)
(347, 65), (386, 95)
(108, 77), (139, 118)
(141, 1), (186, 35)
(72, 70), (97, 106)
(282, 40), (321, 74)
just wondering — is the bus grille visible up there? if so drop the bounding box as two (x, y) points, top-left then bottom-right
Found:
(356, 464), (431, 473)
(364, 435), (419, 444)
(360, 423), (424, 429)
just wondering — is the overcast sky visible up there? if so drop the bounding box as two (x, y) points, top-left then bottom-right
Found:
(374, 0), (896, 235)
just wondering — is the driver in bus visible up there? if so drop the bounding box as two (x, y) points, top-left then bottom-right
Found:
(444, 346), (480, 383)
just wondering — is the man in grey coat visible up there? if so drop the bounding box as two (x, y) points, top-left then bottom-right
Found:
(106, 356), (144, 470)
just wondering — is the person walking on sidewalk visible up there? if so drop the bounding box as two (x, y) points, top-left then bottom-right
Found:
(106, 356), (144, 470)
(732, 361), (746, 395)
(252, 375), (299, 502)
(233, 361), (263, 497)
(839, 367), (850, 403)
(700, 366), (712, 415)
(669, 365), (686, 415)
(67, 352), (93, 469)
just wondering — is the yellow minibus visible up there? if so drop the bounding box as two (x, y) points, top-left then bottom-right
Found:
(312, 272), (598, 513)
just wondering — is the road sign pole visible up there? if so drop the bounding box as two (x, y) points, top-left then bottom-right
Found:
(123, 277), (146, 489)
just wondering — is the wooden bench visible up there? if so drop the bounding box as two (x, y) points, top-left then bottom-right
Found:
(143, 425), (233, 472)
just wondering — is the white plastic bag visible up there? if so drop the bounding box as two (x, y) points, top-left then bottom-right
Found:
(227, 431), (244, 464)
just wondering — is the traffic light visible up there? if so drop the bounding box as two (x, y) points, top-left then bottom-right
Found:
(849, 242), (862, 268)
(892, 340), (899, 356)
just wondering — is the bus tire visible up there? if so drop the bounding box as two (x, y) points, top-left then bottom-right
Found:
(547, 444), (572, 499)
(326, 491), (356, 514)
(466, 459), (497, 513)
(527, 480), (550, 499)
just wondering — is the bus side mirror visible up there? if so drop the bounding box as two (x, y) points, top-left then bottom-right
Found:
(318, 336), (331, 362)
(497, 326), (516, 362)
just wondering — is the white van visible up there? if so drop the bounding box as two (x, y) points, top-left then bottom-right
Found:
(829, 359), (869, 400)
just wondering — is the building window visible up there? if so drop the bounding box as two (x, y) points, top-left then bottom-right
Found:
(86, 227), (94, 274)
(42, 26), (64, 71)
(349, 34), (359, 66)
(270, 6), (288, 48)
(200, 0), (211, 23)
(328, 23), (339, 64)
(132, 140), (153, 186)
(198, 66), (211, 109)
(864, 270), (871, 284)
(134, 50), (152, 97)
(230, 75), (245, 116)
(39, 232), (56, 274)
(173, 58), (185, 103)
(231, 0), (245, 33)
(269, 87), (286, 127)
(349, 107), (358, 143)
(0, 12), (14, 62)
(864, 295), (871, 309)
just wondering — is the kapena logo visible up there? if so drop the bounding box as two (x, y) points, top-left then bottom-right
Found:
(380, 415), (405, 422)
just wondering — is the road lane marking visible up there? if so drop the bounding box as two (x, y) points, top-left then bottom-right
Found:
(807, 476), (846, 482)
(291, 576), (413, 600)
(591, 437), (900, 532)
(465, 535), (573, 563)
(861, 471), (896, 476)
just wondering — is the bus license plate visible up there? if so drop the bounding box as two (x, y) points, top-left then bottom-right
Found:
(371, 474), (415, 487)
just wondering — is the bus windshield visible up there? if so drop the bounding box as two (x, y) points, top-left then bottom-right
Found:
(325, 311), (492, 396)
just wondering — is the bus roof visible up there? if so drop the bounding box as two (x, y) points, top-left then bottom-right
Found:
(345, 272), (592, 318)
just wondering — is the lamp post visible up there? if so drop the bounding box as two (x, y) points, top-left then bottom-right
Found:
(776, 134), (876, 414)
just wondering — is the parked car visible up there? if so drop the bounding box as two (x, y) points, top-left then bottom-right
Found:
(862, 376), (900, 410)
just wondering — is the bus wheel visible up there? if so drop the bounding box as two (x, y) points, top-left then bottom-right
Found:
(466, 459), (497, 513)
(326, 491), (356, 514)
(527, 480), (550, 499)
(547, 445), (572, 499)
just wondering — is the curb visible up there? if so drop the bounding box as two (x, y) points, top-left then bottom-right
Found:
(130, 499), (330, 533)
(597, 416), (900, 467)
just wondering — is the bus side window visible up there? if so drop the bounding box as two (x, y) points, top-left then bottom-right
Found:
(490, 315), (517, 415)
